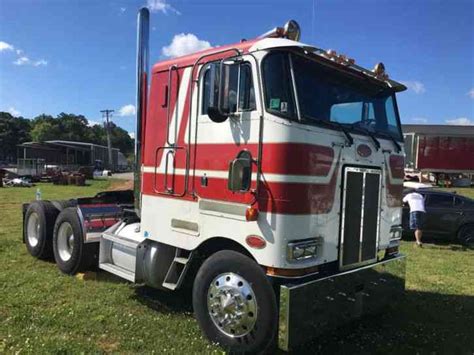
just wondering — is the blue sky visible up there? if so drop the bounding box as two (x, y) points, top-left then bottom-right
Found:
(1, 0), (473, 135)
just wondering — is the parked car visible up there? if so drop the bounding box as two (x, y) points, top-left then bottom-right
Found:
(402, 189), (474, 247)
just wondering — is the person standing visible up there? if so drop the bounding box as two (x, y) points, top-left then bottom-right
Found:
(403, 190), (426, 247)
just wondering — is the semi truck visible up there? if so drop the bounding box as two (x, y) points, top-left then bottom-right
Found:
(22, 8), (407, 352)
(403, 124), (474, 186)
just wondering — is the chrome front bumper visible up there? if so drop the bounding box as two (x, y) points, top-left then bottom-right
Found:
(278, 255), (406, 351)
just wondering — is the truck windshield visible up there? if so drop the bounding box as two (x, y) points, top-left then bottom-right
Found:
(262, 51), (403, 141)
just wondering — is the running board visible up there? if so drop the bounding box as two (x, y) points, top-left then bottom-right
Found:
(100, 262), (135, 282)
(161, 249), (194, 291)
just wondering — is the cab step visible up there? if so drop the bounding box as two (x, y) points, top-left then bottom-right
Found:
(161, 249), (194, 290)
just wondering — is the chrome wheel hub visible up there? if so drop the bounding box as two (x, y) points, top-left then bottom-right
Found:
(207, 272), (257, 337)
(57, 222), (74, 261)
(27, 212), (40, 247)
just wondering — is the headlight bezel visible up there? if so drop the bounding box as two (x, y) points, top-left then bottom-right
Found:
(287, 238), (321, 262)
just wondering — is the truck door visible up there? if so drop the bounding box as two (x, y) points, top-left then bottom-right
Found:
(154, 66), (190, 196)
(191, 60), (259, 205)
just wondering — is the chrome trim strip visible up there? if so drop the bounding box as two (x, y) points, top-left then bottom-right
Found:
(198, 199), (248, 217)
(170, 218), (199, 236)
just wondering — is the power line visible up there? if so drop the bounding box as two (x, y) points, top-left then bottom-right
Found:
(101, 109), (114, 170)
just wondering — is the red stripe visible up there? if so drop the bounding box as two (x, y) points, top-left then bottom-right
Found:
(145, 143), (334, 177)
(141, 165), (339, 215)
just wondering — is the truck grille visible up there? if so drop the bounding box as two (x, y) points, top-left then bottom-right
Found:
(340, 167), (381, 269)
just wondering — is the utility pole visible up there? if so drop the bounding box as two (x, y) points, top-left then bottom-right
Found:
(100, 109), (114, 170)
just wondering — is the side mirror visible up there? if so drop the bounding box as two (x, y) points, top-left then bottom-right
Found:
(228, 151), (252, 192)
(206, 61), (238, 123)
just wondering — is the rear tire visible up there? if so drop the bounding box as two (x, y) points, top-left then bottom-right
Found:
(24, 201), (58, 259)
(53, 208), (98, 274)
(192, 250), (277, 353)
(457, 224), (474, 249)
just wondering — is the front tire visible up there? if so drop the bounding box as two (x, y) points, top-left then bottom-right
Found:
(458, 224), (474, 248)
(193, 250), (277, 353)
(53, 208), (98, 274)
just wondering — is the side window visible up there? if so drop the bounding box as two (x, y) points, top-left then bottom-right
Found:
(201, 62), (256, 115)
(202, 68), (215, 115)
(238, 64), (256, 111)
(262, 52), (296, 118)
(385, 96), (401, 137)
(426, 194), (454, 208)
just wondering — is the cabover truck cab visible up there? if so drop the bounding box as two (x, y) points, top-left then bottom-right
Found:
(22, 8), (407, 352)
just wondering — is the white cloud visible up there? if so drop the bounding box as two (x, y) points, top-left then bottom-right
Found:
(13, 56), (30, 65)
(147, 0), (181, 15)
(7, 107), (21, 117)
(0, 41), (14, 52)
(118, 104), (136, 117)
(128, 132), (135, 139)
(468, 89), (474, 99)
(162, 33), (211, 58)
(410, 117), (428, 123)
(87, 120), (101, 127)
(33, 59), (47, 67)
(445, 117), (473, 126)
(401, 81), (426, 94)
(2, 41), (46, 67)
(13, 56), (47, 67)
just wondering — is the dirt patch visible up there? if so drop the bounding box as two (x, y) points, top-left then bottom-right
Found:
(97, 337), (120, 352)
(107, 179), (133, 191)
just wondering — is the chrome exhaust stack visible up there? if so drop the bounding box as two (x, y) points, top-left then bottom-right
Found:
(258, 20), (301, 41)
(134, 7), (149, 216)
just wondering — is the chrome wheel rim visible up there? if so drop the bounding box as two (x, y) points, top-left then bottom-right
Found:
(27, 212), (40, 247)
(57, 222), (74, 261)
(207, 272), (257, 338)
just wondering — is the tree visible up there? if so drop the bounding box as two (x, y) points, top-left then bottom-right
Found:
(56, 113), (90, 142)
(30, 115), (61, 142)
(0, 112), (31, 162)
(108, 122), (134, 155)
(1, 111), (134, 163)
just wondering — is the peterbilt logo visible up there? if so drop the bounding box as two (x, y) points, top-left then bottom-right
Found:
(357, 144), (372, 158)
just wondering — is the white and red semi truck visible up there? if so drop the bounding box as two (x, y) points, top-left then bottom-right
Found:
(22, 8), (407, 352)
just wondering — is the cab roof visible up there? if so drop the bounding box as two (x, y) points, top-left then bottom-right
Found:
(152, 37), (406, 91)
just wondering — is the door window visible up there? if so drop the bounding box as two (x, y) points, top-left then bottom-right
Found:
(426, 194), (454, 208)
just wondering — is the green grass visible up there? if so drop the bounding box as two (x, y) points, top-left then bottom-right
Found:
(435, 187), (474, 199)
(1, 182), (473, 353)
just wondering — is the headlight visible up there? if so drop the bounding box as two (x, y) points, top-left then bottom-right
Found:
(391, 209), (402, 224)
(287, 239), (320, 261)
(390, 225), (403, 240)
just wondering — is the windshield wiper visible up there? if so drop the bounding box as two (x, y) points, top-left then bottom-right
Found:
(349, 123), (381, 151)
(302, 115), (353, 146)
(331, 121), (354, 146)
(378, 132), (402, 153)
